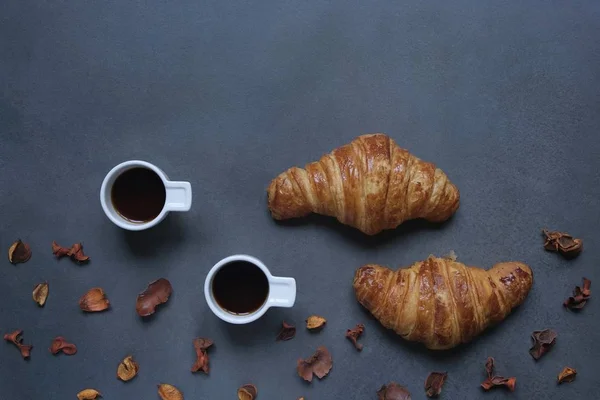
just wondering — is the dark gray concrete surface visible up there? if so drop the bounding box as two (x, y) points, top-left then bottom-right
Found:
(1, 1), (599, 399)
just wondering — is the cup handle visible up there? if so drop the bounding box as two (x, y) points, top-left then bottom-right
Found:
(164, 181), (192, 212)
(267, 276), (296, 308)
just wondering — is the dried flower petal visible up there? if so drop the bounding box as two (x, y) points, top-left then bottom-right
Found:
(529, 329), (557, 360)
(51, 241), (70, 258)
(480, 357), (516, 391)
(3, 329), (33, 359)
(377, 382), (412, 400)
(117, 355), (139, 381)
(306, 315), (327, 331)
(276, 321), (296, 341)
(77, 389), (102, 400)
(297, 346), (333, 382)
(158, 383), (183, 400)
(79, 288), (110, 312)
(50, 336), (77, 355)
(345, 323), (365, 351)
(191, 337), (213, 373)
(67, 243), (90, 263)
(424, 372), (447, 398)
(557, 366), (577, 384)
(8, 239), (31, 264)
(485, 357), (495, 379)
(32, 282), (49, 306)
(542, 229), (583, 258)
(237, 384), (258, 400)
(564, 278), (591, 310)
(136, 278), (172, 317)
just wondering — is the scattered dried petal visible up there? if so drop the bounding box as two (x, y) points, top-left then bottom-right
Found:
(542, 229), (583, 258)
(276, 321), (296, 341)
(529, 329), (557, 360)
(424, 372), (447, 398)
(136, 278), (172, 317)
(191, 337), (213, 373)
(480, 357), (516, 391)
(67, 243), (90, 263)
(49, 336), (77, 355)
(77, 389), (102, 400)
(345, 323), (365, 351)
(8, 239), (31, 264)
(564, 277), (591, 310)
(485, 357), (495, 379)
(306, 315), (327, 331)
(51, 241), (70, 258)
(3, 329), (33, 359)
(296, 346), (333, 382)
(79, 288), (110, 312)
(377, 382), (412, 400)
(117, 355), (139, 381)
(237, 384), (258, 400)
(32, 281), (49, 306)
(557, 367), (577, 384)
(158, 383), (183, 400)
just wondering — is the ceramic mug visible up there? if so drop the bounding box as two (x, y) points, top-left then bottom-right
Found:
(100, 160), (192, 231)
(204, 255), (296, 324)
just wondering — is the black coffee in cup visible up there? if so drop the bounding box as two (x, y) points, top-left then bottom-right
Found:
(111, 167), (166, 222)
(212, 261), (269, 315)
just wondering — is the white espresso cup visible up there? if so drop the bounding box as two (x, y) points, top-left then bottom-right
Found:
(100, 160), (192, 231)
(204, 255), (296, 324)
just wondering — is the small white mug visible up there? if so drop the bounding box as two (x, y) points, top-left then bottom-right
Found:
(100, 160), (192, 231)
(204, 255), (296, 324)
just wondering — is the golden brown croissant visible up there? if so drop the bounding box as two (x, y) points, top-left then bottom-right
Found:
(267, 134), (460, 235)
(353, 256), (533, 350)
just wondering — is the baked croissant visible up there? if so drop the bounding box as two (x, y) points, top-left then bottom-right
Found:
(353, 256), (533, 350)
(267, 134), (460, 235)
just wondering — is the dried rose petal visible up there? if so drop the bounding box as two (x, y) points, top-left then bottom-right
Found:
(3, 329), (33, 359)
(542, 229), (582, 258)
(67, 243), (90, 263)
(377, 382), (412, 400)
(32, 282), (49, 306)
(529, 329), (557, 360)
(136, 278), (172, 317)
(276, 321), (296, 341)
(117, 355), (139, 381)
(564, 277), (591, 310)
(191, 337), (213, 373)
(158, 383), (183, 400)
(50, 336), (77, 355)
(345, 323), (365, 351)
(306, 315), (327, 331)
(79, 288), (110, 312)
(237, 384), (258, 400)
(297, 346), (333, 382)
(424, 372), (447, 398)
(77, 389), (102, 400)
(8, 239), (31, 264)
(480, 357), (516, 391)
(52, 241), (70, 258)
(485, 357), (495, 379)
(557, 366), (577, 384)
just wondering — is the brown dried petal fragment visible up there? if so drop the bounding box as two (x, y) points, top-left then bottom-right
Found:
(191, 337), (213, 373)
(424, 372), (447, 398)
(79, 288), (110, 312)
(50, 336), (77, 355)
(8, 239), (31, 264)
(3, 329), (33, 359)
(557, 367), (577, 384)
(51, 241), (70, 258)
(117, 355), (139, 381)
(542, 229), (583, 258)
(345, 323), (365, 351)
(480, 357), (516, 391)
(68, 243), (90, 263)
(276, 321), (296, 341)
(529, 329), (557, 360)
(158, 383), (184, 400)
(136, 278), (172, 317)
(32, 282), (49, 306)
(306, 315), (327, 331)
(77, 389), (102, 400)
(237, 384), (258, 400)
(564, 277), (591, 310)
(377, 382), (412, 400)
(297, 346), (333, 382)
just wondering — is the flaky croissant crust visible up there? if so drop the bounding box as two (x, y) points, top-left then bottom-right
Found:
(353, 256), (533, 350)
(267, 134), (460, 235)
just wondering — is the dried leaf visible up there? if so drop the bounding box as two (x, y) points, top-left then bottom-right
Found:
(306, 315), (327, 331)
(117, 355), (139, 381)
(557, 366), (577, 384)
(480, 357), (516, 391)
(529, 329), (557, 360)
(79, 288), (110, 312)
(3, 329), (33, 359)
(424, 372), (447, 398)
(564, 277), (591, 310)
(377, 382), (412, 400)
(345, 323), (365, 351)
(237, 384), (258, 400)
(276, 321), (296, 341)
(32, 281), (49, 306)
(191, 337), (213, 373)
(49, 336), (77, 355)
(542, 229), (583, 258)
(158, 383), (184, 400)
(296, 346), (333, 382)
(77, 389), (102, 400)
(8, 239), (31, 264)
(136, 278), (172, 317)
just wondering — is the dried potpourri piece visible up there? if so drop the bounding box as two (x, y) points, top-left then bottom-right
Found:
(237, 384), (258, 400)
(542, 229), (582, 258)
(117, 355), (139, 381)
(377, 382), (412, 400)
(480, 357), (516, 392)
(191, 337), (213, 373)
(158, 383), (183, 400)
(79, 288), (110, 312)
(564, 277), (591, 310)
(345, 323), (365, 351)
(276, 321), (296, 341)
(77, 389), (101, 399)
(49, 336), (77, 355)
(424, 372), (447, 398)
(557, 367), (577, 384)
(8, 239), (31, 264)
(297, 346), (333, 382)
(3, 329), (33, 359)
(136, 278), (172, 316)
(52, 241), (90, 263)
(306, 315), (327, 331)
(529, 329), (557, 360)
(32, 281), (49, 306)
